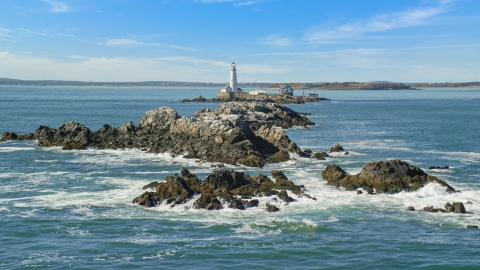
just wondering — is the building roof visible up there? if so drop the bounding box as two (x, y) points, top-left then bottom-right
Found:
(279, 84), (293, 89)
(249, 89), (267, 94)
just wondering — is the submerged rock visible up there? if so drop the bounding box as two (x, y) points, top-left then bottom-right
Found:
(322, 159), (456, 194)
(2, 102), (314, 167)
(428, 166), (450, 170)
(132, 168), (313, 211)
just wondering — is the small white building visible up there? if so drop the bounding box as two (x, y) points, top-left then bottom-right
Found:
(277, 84), (294, 95)
(249, 89), (267, 95)
(220, 85), (232, 92)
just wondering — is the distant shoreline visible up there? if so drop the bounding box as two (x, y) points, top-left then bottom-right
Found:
(1, 77), (479, 89)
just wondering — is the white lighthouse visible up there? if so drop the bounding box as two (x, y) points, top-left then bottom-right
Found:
(221, 62), (242, 93)
(230, 62), (238, 92)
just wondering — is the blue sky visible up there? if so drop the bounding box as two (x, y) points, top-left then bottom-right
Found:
(0, 0), (479, 83)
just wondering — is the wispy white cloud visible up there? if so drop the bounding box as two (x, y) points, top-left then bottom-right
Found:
(42, 0), (68, 13)
(234, 1), (257, 6)
(0, 28), (16, 42)
(195, 0), (265, 5)
(195, 0), (235, 3)
(20, 28), (48, 36)
(101, 38), (198, 52)
(305, 3), (450, 44)
(0, 28), (12, 37)
(102, 38), (154, 46)
(251, 44), (478, 57)
(168, 45), (198, 52)
(257, 34), (293, 46)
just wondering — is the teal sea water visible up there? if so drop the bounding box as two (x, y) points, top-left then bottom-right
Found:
(1, 86), (480, 269)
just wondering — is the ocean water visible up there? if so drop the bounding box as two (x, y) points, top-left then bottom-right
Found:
(1, 86), (480, 269)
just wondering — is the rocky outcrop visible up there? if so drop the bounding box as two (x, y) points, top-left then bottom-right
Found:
(0, 132), (35, 141)
(423, 202), (466, 214)
(1, 102), (314, 167)
(330, 144), (345, 153)
(132, 168), (314, 211)
(35, 121), (93, 150)
(181, 92), (329, 104)
(322, 159), (456, 194)
(312, 151), (329, 160)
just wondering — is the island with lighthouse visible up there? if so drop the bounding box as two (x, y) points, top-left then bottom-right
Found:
(182, 62), (330, 104)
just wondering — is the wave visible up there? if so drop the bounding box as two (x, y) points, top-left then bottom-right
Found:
(0, 147), (35, 152)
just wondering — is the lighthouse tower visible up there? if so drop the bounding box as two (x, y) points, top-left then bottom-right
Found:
(230, 62), (238, 92)
(220, 62), (242, 93)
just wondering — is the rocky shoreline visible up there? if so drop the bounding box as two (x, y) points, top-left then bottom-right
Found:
(1, 101), (471, 220)
(181, 92), (329, 104)
(1, 102), (314, 167)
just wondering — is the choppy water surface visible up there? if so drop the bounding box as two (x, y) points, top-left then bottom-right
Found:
(1, 86), (480, 269)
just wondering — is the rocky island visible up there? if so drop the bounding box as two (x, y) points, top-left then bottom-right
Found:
(321, 159), (456, 194)
(133, 168), (314, 211)
(181, 92), (329, 104)
(1, 102), (314, 167)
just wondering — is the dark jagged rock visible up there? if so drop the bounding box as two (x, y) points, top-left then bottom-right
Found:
(312, 151), (329, 160)
(132, 191), (156, 207)
(467, 225), (478, 229)
(192, 95), (206, 102)
(267, 205), (279, 212)
(194, 194), (223, 210)
(322, 159), (456, 194)
(2, 102), (314, 167)
(0, 132), (35, 141)
(406, 206), (415, 211)
(143, 181), (161, 190)
(271, 170), (289, 182)
(205, 170), (254, 190)
(451, 202), (466, 214)
(278, 190), (294, 202)
(133, 167), (313, 211)
(423, 206), (447, 213)
(330, 144), (345, 153)
(248, 199), (259, 207)
(265, 150), (291, 163)
(423, 202), (466, 214)
(428, 166), (450, 170)
(251, 174), (271, 184)
(36, 121), (93, 149)
(445, 202), (454, 212)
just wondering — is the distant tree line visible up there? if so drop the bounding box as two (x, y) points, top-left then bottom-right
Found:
(0, 78), (271, 88)
(1, 77), (478, 89)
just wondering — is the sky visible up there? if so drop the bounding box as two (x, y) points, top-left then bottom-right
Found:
(0, 0), (479, 83)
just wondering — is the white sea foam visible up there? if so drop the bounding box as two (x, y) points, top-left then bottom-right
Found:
(0, 147), (35, 152)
